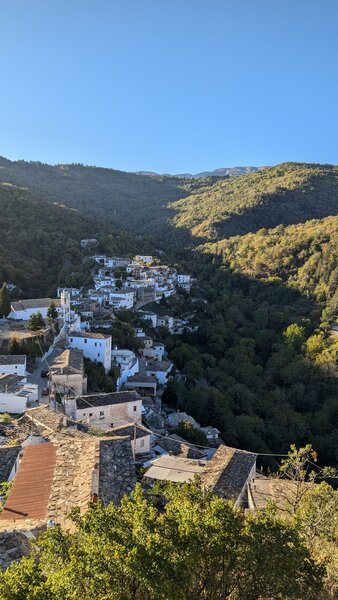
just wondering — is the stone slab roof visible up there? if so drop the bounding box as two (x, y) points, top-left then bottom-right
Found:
(126, 374), (157, 383)
(69, 331), (110, 340)
(156, 434), (204, 460)
(49, 349), (84, 376)
(0, 436), (136, 529)
(248, 476), (304, 512)
(0, 445), (21, 482)
(11, 298), (60, 311)
(0, 355), (26, 365)
(75, 391), (141, 410)
(0, 374), (26, 393)
(19, 405), (76, 436)
(201, 446), (257, 503)
(109, 424), (150, 440)
(146, 361), (172, 372)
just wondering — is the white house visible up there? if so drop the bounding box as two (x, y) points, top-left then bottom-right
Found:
(56, 287), (80, 300)
(139, 311), (157, 328)
(0, 355), (27, 378)
(177, 274), (191, 291)
(68, 331), (112, 373)
(108, 290), (134, 309)
(0, 374), (38, 414)
(111, 348), (139, 389)
(153, 343), (165, 357)
(134, 255), (153, 265)
(8, 298), (61, 321)
(110, 424), (151, 455)
(145, 360), (173, 385)
(157, 315), (174, 331)
(63, 391), (143, 427)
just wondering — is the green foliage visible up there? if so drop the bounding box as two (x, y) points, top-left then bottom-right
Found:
(47, 301), (58, 320)
(28, 312), (45, 331)
(0, 482), (12, 511)
(172, 419), (208, 445)
(0, 483), (323, 599)
(0, 282), (11, 317)
(84, 358), (116, 393)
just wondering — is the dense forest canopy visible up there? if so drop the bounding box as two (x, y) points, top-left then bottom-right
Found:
(0, 182), (138, 296)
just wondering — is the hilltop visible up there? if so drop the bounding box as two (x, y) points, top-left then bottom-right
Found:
(1, 159), (338, 248)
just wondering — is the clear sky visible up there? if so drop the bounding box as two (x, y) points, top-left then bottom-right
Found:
(1, 0), (338, 173)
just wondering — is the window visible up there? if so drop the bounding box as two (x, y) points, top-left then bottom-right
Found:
(95, 342), (97, 347)
(140, 439), (145, 448)
(99, 411), (104, 416)
(133, 405), (137, 412)
(98, 353), (100, 357)
(83, 413), (86, 416)
(70, 338), (73, 343)
(89, 413), (93, 417)
(84, 339), (87, 344)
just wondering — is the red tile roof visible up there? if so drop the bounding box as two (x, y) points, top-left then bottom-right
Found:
(0, 443), (56, 521)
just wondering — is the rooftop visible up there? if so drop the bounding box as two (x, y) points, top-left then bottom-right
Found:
(0, 436), (136, 529)
(69, 331), (110, 340)
(146, 361), (172, 372)
(11, 298), (60, 312)
(109, 424), (150, 440)
(201, 446), (257, 503)
(49, 349), (84, 376)
(248, 476), (303, 512)
(0, 355), (26, 365)
(156, 434), (204, 459)
(74, 391), (142, 410)
(144, 455), (206, 483)
(19, 405), (76, 436)
(126, 374), (157, 383)
(0, 374), (26, 393)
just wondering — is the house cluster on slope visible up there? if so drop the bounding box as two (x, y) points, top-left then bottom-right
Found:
(0, 250), (281, 571)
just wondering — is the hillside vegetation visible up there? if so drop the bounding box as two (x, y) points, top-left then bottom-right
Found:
(3, 159), (338, 247)
(0, 183), (135, 296)
(0, 156), (201, 234)
(170, 162), (338, 241)
(202, 215), (338, 317)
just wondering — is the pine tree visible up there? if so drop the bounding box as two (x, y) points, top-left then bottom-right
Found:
(0, 283), (11, 318)
(47, 301), (58, 321)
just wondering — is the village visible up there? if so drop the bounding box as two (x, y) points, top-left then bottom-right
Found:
(0, 250), (308, 568)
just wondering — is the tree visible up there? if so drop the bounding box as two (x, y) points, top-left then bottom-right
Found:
(0, 483), (323, 599)
(0, 282), (11, 318)
(8, 337), (22, 355)
(47, 301), (58, 321)
(172, 420), (208, 445)
(28, 312), (45, 331)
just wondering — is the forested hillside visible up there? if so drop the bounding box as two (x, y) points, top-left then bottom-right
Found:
(2, 158), (338, 247)
(0, 156), (200, 234)
(0, 183), (136, 296)
(202, 215), (338, 318)
(170, 162), (338, 241)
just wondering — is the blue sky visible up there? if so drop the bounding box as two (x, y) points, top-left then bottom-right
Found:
(1, 0), (338, 173)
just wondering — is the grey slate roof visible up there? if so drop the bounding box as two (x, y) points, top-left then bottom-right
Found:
(0, 374), (26, 393)
(69, 331), (110, 340)
(156, 434), (204, 459)
(11, 298), (60, 311)
(0, 355), (26, 365)
(201, 446), (257, 503)
(0, 445), (21, 482)
(109, 424), (150, 440)
(75, 391), (141, 410)
(146, 361), (172, 372)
